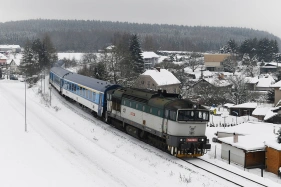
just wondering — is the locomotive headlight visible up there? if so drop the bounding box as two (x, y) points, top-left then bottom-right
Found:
(180, 138), (183, 142)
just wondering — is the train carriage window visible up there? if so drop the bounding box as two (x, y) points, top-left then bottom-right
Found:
(93, 92), (96, 102)
(169, 110), (176, 121)
(129, 101), (132, 107)
(158, 110), (161, 116)
(89, 91), (92, 100)
(83, 88), (85, 98)
(74, 85), (76, 92)
(136, 103), (138, 109)
(150, 108), (153, 114)
(198, 111), (202, 118)
(143, 105), (145, 112)
(164, 110), (168, 118)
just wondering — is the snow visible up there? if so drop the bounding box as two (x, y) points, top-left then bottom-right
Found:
(0, 53), (8, 59)
(271, 80), (281, 88)
(252, 106), (272, 116)
(223, 103), (235, 108)
(218, 135), (266, 151)
(141, 51), (159, 59)
(264, 109), (278, 121)
(58, 53), (84, 61)
(230, 102), (258, 109)
(1, 75), (281, 186)
(256, 76), (275, 88)
(142, 69), (180, 86)
(0, 78), (232, 187)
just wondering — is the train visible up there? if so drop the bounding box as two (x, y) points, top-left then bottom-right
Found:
(49, 66), (211, 157)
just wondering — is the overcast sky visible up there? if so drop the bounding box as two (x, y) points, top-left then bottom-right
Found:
(1, 0), (281, 38)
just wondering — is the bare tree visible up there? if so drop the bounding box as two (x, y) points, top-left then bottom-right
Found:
(81, 53), (97, 65)
(185, 52), (202, 72)
(227, 74), (249, 104)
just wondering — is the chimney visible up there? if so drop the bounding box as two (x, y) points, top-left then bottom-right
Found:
(156, 67), (160, 72)
(233, 133), (238, 143)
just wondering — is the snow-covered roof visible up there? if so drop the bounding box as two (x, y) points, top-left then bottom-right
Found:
(230, 102), (258, 109)
(256, 76), (275, 88)
(0, 45), (20, 49)
(223, 103), (235, 108)
(264, 109), (279, 121)
(0, 53), (8, 60)
(252, 106), (272, 116)
(216, 121), (281, 151)
(219, 135), (266, 151)
(105, 45), (115, 50)
(245, 77), (259, 84)
(142, 69), (180, 86)
(266, 140), (281, 151)
(205, 78), (232, 87)
(141, 52), (159, 59)
(271, 80), (281, 88)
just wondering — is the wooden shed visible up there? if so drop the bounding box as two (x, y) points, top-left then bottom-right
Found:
(265, 144), (281, 175)
(219, 134), (265, 168)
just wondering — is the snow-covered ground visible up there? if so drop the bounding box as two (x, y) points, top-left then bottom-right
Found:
(0, 77), (280, 187)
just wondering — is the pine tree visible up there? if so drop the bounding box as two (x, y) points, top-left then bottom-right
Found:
(129, 34), (144, 74)
(20, 40), (40, 77)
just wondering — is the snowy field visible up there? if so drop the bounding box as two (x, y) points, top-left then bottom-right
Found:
(0, 78), (280, 187)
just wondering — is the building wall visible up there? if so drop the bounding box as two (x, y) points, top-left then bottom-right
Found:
(266, 147), (281, 175)
(245, 152), (265, 168)
(135, 76), (180, 93)
(274, 88), (281, 106)
(221, 143), (245, 166)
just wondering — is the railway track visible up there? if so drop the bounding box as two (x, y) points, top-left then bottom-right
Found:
(182, 157), (267, 187)
(51, 88), (268, 187)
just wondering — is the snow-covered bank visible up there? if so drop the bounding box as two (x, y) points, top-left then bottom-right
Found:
(0, 78), (280, 187)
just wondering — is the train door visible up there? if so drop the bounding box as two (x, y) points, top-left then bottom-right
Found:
(98, 93), (103, 116)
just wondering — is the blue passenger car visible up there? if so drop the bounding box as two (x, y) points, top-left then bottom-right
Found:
(49, 67), (72, 93)
(62, 73), (120, 117)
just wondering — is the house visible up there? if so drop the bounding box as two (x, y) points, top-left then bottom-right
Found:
(216, 121), (281, 176)
(189, 78), (232, 95)
(229, 102), (257, 117)
(271, 80), (281, 106)
(204, 54), (231, 72)
(218, 134), (265, 169)
(0, 53), (8, 66)
(252, 106), (273, 121)
(141, 52), (159, 70)
(7, 59), (20, 74)
(260, 62), (280, 74)
(264, 106), (281, 124)
(135, 68), (180, 93)
(0, 45), (21, 53)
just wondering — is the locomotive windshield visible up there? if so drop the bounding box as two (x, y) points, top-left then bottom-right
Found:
(177, 110), (209, 121)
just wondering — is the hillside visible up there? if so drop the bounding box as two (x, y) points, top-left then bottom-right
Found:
(0, 19), (280, 52)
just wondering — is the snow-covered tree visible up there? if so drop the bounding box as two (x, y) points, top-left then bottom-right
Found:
(129, 34), (144, 74)
(221, 56), (237, 74)
(81, 53), (97, 65)
(227, 74), (249, 104)
(185, 52), (202, 72)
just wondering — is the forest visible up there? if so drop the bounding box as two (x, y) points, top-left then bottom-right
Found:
(0, 19), (280, 52)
